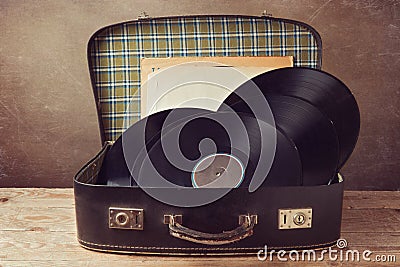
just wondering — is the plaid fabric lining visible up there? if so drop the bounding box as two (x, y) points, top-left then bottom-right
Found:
(88, 16), (320, 142)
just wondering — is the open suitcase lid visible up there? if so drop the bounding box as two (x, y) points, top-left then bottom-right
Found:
(87, 15), (322, 143)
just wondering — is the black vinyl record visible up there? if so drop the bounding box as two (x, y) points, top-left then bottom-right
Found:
(222, 67), (360, 169)
(220, 95), (340, 186)
(98, 108), (302, 188)
(97, 108), (211, 186)
(139, 112), (302, 187)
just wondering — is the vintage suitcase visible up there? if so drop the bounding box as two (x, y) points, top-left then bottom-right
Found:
(74, 14), (346, 255)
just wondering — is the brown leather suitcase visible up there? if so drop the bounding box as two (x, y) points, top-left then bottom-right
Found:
(74, 14), (345, 255)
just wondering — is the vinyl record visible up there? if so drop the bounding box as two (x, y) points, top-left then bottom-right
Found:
(98, 108), (302, 188)
(220, 95), (340, 185)
(135, 111), (302, 187)
(97, 108), (212, 186)
(222, 67), (360, 169)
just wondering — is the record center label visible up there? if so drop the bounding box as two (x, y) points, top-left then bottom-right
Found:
(192, 153), (244, 188)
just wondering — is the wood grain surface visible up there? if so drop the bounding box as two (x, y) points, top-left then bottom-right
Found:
(0, 0), (399, 189)
(0, 189), (399, 266)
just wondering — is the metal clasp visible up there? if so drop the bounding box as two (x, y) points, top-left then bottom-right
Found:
(109, 207), (144, 230)
(279, 208), (312, 230)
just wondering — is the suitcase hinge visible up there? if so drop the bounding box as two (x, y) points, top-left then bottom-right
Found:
(138, 11), (150, 20)
(261, 10), (273, 17)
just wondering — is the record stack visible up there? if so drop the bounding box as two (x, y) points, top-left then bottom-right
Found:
(98, 67), (360, 190)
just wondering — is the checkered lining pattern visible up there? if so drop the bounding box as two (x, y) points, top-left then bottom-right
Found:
(88, 16), (321, 142)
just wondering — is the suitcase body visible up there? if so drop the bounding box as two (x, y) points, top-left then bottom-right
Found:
(74, 15), (343, 255)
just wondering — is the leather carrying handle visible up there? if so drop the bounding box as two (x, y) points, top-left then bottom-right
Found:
(164, 214), (258, 245)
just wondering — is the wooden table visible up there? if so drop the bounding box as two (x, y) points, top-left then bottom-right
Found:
(0, 189), (399, 266)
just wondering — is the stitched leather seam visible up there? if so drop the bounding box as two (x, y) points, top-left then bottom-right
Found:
(78, 238), (337, 251)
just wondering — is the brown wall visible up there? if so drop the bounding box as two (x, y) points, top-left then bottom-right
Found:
(0, 0), (399, 189)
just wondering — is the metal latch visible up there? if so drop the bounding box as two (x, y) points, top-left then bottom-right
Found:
(278, 208), (312, 230)
(109, 208), (144, 230)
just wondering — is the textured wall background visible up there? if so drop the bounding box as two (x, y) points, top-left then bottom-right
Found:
(0, 0), (399, 189)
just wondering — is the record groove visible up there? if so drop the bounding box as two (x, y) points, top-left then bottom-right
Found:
(220, 95), (340, 185)
(222, 67), (360, 169)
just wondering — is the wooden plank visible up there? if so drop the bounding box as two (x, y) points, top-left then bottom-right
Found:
(0, 188), (73, 208)
(1, 230), (398, 261)
(0, 260), (396, 267)
(0, 257), (397, 266)
(342, 208), (400, 233)
(0, 207), (75, 232)
(0, 232), (331, 266)
(342, 232), (400, 248)
(0, 252), (398, 266)
(0, 262), (334, 267)
(343, 191), (400, 209)
(0, 189), (399, 266)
